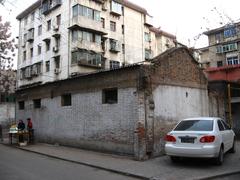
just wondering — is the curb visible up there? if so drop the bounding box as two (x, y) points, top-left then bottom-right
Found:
(1, 143), (149, 180)
(197, 170), (240, 180)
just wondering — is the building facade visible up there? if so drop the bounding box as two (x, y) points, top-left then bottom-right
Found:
(198, 22), (240, 137)
(16, 0), (176, 88)
(199, 22), (240, 68)
(16, 47), (210, 159)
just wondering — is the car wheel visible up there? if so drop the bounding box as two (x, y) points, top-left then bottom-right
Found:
(214, 146), (224, 165)
(229, 138), (236, 153)
(170, 156), (180, 163)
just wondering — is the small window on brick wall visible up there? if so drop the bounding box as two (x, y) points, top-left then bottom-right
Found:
(102, 88), (118, 104)
(61, 94), (72, 106)
(18, 101), (25, 110)
(33, 99), (41, 109)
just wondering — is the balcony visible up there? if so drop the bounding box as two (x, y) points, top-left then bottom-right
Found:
(69, 16), (107, 36)
(42, 0), (62, 15)
(72, 40), (103, 53)
(27, 31), (34, 42)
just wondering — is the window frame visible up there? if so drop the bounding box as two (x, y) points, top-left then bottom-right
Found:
(61, 94), (72, 106)
(102, 88), (118, 104)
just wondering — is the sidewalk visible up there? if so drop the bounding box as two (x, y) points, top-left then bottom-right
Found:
(1, 139), (240, 180)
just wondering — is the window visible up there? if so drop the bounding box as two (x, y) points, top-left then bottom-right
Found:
(72, 30), (79, 41)
(216, 43), (237, 53)
(102, 88), (118, 104)
(18, 101), (25, 110)
(94, 11), (100, 21)
(111, 1), (122, 15)
(101, 18), (105, 28)
(38, 25), (42, 36)
(23, 51), (26, 61)
(33, 99), (41, 109)
(110, 21), (116, 32)
(87, 8), (93, 19)
(215, 33), (221, 43)
(23, 33), (27, 43)
(227, 56), (239, 65)
(46, 41), (50, 51)
(94, 34), (101, 44)
(71, 50), (102, 67)
(24, 17), (28, 26)
(32, 62), (42, 75)
(216, 45), (222, 53)
(110, 39), (120, 52)
(110, 60), (120, 69)
(30, 48), (33, 58)
(224, 26), (236, 38)
(28, 29), (34, 40)
(174, 120), (213, 131)
(46, 61), (50, 72)
(145, 49), (152, 60)
(54, 56), (60, 68)
(217, 61), (223, 67)
(56, 14), (61, 26)
(47, 20), (51, 31)
(217, 120), (224, 131)
(72, 4), (100, 21)
(145, 32), (151, 42)
(31, 12), (35, 21)
(38, 45), (42, 55)
(61, 94), (72, 106)
(73, 4), (78, 17)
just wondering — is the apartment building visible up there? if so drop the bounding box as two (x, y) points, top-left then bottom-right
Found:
(199, 22), (240, 67)
(16, 0), (176, 88)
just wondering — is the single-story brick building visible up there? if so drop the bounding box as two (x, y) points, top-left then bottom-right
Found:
(16, 47), (212, 160)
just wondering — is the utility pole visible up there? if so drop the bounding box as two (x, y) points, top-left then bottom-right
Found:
(227, 83), (232, 127)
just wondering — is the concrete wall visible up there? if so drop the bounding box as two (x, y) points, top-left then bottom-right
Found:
(17, 87), (138, 155)
(0, 103), (15, 126)
(152, 85), (209, 155)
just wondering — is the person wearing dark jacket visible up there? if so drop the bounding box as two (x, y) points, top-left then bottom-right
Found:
(17, 120), (25, 142)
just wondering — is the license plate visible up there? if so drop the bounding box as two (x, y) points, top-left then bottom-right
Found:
(180, 137), (195, 143)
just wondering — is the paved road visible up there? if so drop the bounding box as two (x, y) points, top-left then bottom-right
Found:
(0, 144), (139, 180)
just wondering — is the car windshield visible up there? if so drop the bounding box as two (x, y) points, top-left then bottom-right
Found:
(174, 120), (213, 131)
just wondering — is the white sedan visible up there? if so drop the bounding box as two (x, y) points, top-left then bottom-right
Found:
(165, 117), (236, 165)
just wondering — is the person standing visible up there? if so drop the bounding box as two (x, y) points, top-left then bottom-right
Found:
(27, 118), (34, 143)
(17, 120), (25, 143)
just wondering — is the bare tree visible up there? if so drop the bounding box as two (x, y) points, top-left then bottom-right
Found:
(0, 15), (16, 94)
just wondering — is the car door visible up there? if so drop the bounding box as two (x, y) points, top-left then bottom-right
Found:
(221, 120), (234, 151)
(217, 120), (228, 152)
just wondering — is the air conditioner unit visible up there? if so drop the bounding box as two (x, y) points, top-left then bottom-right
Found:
(53, 25), (59, 31)
(53, 46), (59, 52)
(54, 68), (61, 74)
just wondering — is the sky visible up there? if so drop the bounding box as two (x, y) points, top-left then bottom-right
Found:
(1, 0), (240, 49)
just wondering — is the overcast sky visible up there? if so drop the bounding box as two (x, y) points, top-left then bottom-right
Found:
(1, 0), (240, 49)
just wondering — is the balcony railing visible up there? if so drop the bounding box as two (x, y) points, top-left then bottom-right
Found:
(69, 16), (107, 35)
(72, 40), (103, 53)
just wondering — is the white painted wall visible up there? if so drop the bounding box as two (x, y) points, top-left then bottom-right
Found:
(153, 85), (209, 122)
